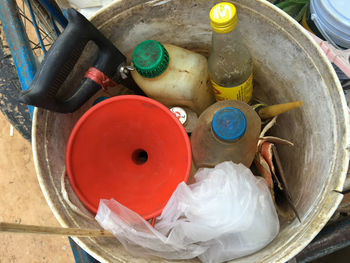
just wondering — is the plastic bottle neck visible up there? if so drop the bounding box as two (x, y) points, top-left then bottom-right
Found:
(211, 28), (240, 51)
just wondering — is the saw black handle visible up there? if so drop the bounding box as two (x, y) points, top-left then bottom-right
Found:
(19, 8), (126, 113)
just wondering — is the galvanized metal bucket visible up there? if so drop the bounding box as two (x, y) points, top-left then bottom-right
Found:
(32, 0), (350, 262)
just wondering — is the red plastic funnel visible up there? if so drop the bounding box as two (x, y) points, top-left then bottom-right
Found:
(66, 95), (191, 219)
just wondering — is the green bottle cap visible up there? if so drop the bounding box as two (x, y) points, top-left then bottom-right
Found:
(132, 40), (169, 78)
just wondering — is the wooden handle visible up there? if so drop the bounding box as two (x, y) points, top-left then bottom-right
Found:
(0, 222), (114, 237)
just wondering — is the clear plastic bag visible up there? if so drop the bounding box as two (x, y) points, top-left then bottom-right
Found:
(95, 161), (280, 263)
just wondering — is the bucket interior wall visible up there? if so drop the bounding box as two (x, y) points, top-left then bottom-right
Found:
(32, 0), (349, 262)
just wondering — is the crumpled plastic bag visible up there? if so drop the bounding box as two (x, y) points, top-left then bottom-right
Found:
(95, 161), (280, 263)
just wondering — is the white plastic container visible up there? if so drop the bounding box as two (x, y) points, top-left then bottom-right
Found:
(310, 0), (350, 48)
(131, 40), (215, 114)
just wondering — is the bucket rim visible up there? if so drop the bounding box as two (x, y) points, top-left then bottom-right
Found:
(32, 1), (350, 263)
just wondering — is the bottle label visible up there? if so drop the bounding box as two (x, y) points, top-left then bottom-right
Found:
(211, 73), (253, 103)
(170, 107), (187, 124)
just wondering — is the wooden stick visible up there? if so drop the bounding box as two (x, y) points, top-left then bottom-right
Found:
(0, 222), (114, 237)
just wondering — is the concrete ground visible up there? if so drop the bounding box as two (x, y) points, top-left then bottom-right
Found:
(0, 112), (74, 263)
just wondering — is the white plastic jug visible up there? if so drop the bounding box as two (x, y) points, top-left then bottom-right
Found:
(131, 40), (215, 114)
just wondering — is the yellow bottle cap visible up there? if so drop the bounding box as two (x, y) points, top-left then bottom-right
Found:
(210, 2), (237, 33)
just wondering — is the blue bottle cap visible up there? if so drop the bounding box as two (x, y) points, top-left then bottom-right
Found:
(212, 107), (247, 141)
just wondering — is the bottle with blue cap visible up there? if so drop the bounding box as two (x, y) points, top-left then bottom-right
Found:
(191, 100), (261, 168)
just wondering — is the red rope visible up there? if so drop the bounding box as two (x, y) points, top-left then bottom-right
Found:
(84, 67), (117, 90)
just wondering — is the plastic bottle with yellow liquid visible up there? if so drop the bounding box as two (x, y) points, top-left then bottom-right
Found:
(208, 2), (253, 103)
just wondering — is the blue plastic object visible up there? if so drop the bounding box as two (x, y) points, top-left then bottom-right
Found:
(212, 107), (246, 141)
(92, 96), (109, 106)
(0, 0), (37, 115)
(69, 237), (99, 263)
